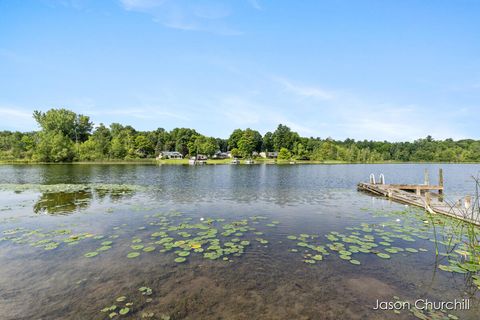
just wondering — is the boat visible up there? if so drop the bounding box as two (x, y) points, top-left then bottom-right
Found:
(245, 159), (254, 164)
(231, 158), (240, 165)
(189, 156), (207, 165)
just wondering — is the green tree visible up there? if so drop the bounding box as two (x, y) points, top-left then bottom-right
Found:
(230, 148), (241, 158)
(135, 134), (153, 158)
(238, 129), (262, 158)
(262, 131), (274, 151)
(228, 129), (244, 150)
(33, 108), (93, 143)
(110, 137), (126, 159)
(277, 147), (292, 160)
(273, 124), (299, 151)
(238, 129), (256, 158)
(33, 131), (74, 162)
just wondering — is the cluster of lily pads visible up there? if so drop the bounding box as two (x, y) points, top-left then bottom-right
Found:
(0, 183), (144, 193)
(0, 226), (101, 251)
(282, 205), (480, 284)
(285, 216), (430, 266)
(119, 213), (274, 263)
(0, 209), (279, 267)
(100, 286), (169, 319)
(370, 208), (480, 289)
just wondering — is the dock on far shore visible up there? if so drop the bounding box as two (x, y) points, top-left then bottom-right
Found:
(357, 169), (480, 226)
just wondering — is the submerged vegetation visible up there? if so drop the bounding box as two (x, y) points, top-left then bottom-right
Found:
(1, 180), (479, 319)
(1, 108), (480, 162)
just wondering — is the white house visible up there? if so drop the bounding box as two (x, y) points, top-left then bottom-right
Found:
(157, 151), (184, 160)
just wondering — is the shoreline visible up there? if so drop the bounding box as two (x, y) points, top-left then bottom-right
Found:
(0, 159), (479, 165)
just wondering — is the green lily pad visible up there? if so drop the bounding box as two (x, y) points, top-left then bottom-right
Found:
(127, 252), (140, 259)
(84, 252), (99, 258)
(119, 307), (130, 315)
(376, 253), (391, 259)
(174, 257), (187, 263)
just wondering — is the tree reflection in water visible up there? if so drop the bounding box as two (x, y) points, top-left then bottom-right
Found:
(33, 188), (135, 215)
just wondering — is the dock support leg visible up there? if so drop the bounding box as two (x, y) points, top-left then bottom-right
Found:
(424, 169), (429, 186)
(438, 168), (444, 202)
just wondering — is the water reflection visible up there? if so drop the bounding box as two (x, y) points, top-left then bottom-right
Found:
(32, 188), (135, 215)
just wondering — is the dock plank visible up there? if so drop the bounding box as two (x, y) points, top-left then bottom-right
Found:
(358, 182), (480, 226)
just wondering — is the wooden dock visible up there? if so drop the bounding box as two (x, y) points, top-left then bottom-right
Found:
(357, 169), (480, 226)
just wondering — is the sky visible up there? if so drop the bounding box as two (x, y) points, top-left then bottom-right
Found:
(0, 0), (479, 141)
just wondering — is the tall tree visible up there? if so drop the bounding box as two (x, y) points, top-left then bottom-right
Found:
(228, 129), (244, 150)
(33, 108), (93, 143)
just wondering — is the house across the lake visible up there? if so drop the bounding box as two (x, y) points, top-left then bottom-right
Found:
(260, 151), (278, 159)
(157, 151), (184, 160)
(212, 151), (231, 159)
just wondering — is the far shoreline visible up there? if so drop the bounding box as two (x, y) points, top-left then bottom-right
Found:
(0, 159), (479, 165)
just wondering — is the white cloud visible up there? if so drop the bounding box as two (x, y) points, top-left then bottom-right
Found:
(217, 96), (262, 125)
(273, 76), (334, 100)
(0, 106), (36, 131)
(248, 0), (262, 10)
(118, 0), (243, 35)
(87, 107), (190, 121)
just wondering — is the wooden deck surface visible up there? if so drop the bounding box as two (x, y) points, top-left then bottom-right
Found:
(358, 182), (480, 226)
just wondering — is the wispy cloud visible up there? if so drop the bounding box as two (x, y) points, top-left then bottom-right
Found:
(87, 107), (190, 122)
(0, 106), (36, 131)
(273, 76), (334, 100)
(217, 96), (262, 125)
(248, 0), (262, 10)
(119, 0), (244, 35)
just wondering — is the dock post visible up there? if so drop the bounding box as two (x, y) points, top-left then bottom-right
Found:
(369, 174), (376, 184)
(438, 168), (444, 202)
(465, 195), (472, 210)
(424, 169), (429, 186)
(425, 192), (431, 206)
(379, 174), (385, 185)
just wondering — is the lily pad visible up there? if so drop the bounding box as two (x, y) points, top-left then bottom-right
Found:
(119, 307), (130, 315)
(127, 252), (140, 259)
(84, 252), (99, 258)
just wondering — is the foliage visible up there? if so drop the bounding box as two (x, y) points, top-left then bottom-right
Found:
(1, 108), (480, 163)
(237, 128), (262, 158)
(278, 148), (292, 160)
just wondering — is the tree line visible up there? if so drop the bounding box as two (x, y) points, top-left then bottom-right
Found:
(0, 108), (479, 162)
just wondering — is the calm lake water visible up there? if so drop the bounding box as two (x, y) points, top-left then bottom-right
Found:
(0, 163), (479, 320)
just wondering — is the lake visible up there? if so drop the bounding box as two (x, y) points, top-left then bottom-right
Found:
(0, 163), (479, 320)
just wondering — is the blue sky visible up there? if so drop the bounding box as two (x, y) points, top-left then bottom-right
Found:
(0, 0), (479, 141)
